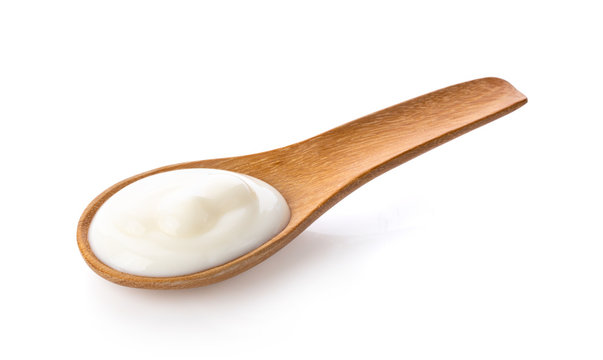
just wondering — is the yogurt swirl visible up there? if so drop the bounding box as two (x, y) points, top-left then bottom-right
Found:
(88, 169), (290, 277)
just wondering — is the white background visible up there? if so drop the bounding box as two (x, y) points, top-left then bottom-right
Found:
(1, 1), (602, 359)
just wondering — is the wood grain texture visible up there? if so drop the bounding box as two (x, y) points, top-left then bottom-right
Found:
(77, 77), (527, 289)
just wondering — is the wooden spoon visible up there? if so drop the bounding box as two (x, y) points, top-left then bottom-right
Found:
(78, 77), (527, 289)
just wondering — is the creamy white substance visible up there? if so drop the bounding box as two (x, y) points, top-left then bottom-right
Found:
(88, 169), (290, 277)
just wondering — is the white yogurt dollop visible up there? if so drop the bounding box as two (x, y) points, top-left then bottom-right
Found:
(88, 169), (290, 277)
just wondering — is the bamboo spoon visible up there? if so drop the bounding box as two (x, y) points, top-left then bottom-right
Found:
(78, 77), (527, 289)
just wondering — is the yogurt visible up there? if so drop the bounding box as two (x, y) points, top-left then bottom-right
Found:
(88, 169), (290, 277)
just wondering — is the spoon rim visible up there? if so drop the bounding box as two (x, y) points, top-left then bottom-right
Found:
(77, 163), (304, 289)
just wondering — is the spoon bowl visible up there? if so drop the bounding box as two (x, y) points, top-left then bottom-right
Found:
(78, 77), (527, 289)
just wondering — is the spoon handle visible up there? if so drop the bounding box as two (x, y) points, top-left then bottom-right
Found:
(261, 77), (526, 206)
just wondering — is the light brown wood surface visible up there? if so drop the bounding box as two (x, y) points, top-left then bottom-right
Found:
(77, 77), (527, 289)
